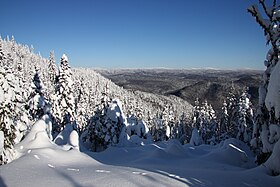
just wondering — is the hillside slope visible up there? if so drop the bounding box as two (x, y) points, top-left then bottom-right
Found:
(97, 69), (262, 110)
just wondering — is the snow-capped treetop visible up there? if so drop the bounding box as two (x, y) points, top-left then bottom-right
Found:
(61, 54), (68, 63)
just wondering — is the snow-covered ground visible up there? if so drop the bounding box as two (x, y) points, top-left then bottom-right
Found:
(0, 120), (279, 187)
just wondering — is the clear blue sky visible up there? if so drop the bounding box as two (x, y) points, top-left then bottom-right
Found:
(0, 0), (269, 69)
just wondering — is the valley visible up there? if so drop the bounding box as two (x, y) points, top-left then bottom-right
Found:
(96, 68), (263, 110)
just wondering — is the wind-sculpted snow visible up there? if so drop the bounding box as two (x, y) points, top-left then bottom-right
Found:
(1, 120), (279, 187)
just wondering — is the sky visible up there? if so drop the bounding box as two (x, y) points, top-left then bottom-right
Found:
(0, 0), (270, 69)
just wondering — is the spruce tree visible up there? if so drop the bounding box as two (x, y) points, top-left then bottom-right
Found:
(248, 0), (280, 166)
(53, 54), (76, 135)
(26, 68), (48, 122)
(83, 96), (125, 152)
(236, 89), (253, 143)
(48, 50), (57, 86)
(0, 67), (20, 165)
(0, 36), (5, 64)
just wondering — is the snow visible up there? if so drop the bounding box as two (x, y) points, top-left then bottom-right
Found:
(0, 131), (3, 155)
(266, 60), (280, 118)
(265, 139), (280, 174)
(1, 124), (280, 187)
(61, 54), (68, 62)
(190, 128), (202, 146)
(68, 130), (79, 150)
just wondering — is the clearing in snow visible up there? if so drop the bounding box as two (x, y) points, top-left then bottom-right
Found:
(0, 119), (279, 187)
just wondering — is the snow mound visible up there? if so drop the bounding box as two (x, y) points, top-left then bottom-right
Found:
(54, 124), (80, 151)
(68, 130), (79, 150)
(54, 123), (73, 145)
(203, 138), (255, 168)
(190, 128), (202, 146)
(16, 119), (54, 152)
(265, 139), (280, 174)
(165, 139), (187, 157)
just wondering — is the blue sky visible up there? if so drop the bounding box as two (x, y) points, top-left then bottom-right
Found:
(0, 0), (268, 69)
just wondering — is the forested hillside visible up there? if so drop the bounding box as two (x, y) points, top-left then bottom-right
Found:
(0, 36), (193, 164)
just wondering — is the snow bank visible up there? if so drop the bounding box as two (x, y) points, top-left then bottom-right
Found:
(165, 139), (187, 157)
(202, 138), (255, 168)
(190, 128), (202, 146)
(265, 139), (280, 174)
(54, 124), (80, 151)
(54, 123), (73, 145)
(15, 118), (54, 157)
(1, 136), (280, 187)
(68, 130), (79, 150)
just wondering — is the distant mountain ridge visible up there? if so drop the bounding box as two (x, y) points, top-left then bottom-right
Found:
(96, 69), (262, 110)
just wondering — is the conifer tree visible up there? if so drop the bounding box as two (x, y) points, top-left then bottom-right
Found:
(11, 36), (15, 52)
(248, 1), (280, 170)
(218, 100), (230, 140)
(48, 51), (57, 85)
(0, 36), (5, 64)
(0, 67), (21, 165)
(53, 54), (76, 135)
(26, 68), (49, 122)
(236, 89), (254, 143)
(83, 96), (126, 152)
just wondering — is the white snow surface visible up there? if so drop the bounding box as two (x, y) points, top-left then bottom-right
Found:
(0, 121), (280, 187)
(0, 131), (4, 155)
(266, 60), (280, 118)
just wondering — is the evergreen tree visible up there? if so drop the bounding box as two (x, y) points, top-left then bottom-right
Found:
(0, 36), (5, 64)
(236, 89), (254, 143)
(126, 113), (151, 140)
(48, 50), (57, 85)
(75, 78), (89, 132)
(248, 0), (280, 171)
(83, 97), (126, 152)
(150, 112), (166, 142)
(11, 35), (15, 52)
(53, 54), (76, 135)
(0, 67), (21, 165)
(26, 68), (49, 122)
(218, 100), (230, 141)
(191, 99), (218, 145)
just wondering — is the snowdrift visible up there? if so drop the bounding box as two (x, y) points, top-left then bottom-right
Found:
(0, 123), (280, 187)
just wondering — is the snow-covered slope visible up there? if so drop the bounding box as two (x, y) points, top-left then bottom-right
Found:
(1, 120), (279, 187)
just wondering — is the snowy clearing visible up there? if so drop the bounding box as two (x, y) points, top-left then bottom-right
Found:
(0, 122), (279, 187)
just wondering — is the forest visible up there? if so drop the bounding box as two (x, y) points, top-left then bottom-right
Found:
(0, 1), (280, 186)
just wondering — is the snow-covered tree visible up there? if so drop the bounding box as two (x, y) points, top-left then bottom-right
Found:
(52, 54), (76, 135)
(0, 68), (21, 164)
(236, 90), (254, 143)
(191, 99), (218, 145)
(11, 35), (15, 53)
(83, 98), (126, 152)
(46, 51), (57, 101)
(150, 112), (167, 142)
(75, 78), (89, 132)
(218, 100), (230, 141)
(0, 36), (5, 65)
(48, 51), (57, 85)
(26, 68), (49, 122)
(248, 0), (280, 171)
(126, 114), (151, 140)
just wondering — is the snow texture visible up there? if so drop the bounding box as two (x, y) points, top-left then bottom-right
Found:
(1, 137), (279, 187)
(265, 138), (280, 174)
(266, 61), (280, 118)
(190, 128), (202, 146)
(0, 131), (3, 155)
